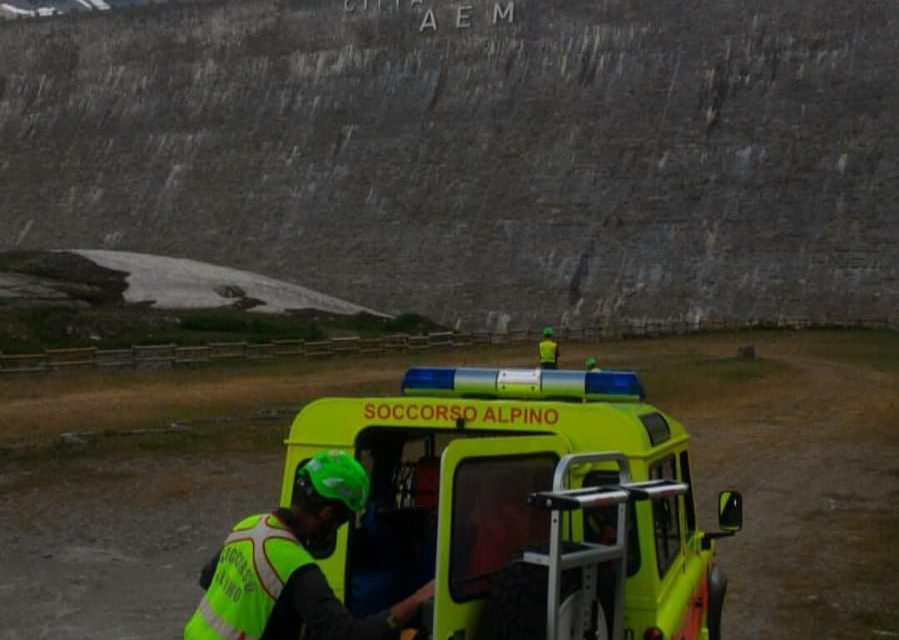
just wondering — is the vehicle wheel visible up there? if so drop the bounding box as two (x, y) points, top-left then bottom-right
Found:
(708, 563), (727, 640)
(558, 587), (608, 640)
(476, 560), (607, 640)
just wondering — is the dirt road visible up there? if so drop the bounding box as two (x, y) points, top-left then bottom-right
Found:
(0, 332), (896, 639)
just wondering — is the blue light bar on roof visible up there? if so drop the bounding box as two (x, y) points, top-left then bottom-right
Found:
(402, 366), (645, 401)
(585, 370), (645, 400)
(402, 366), (456, 392)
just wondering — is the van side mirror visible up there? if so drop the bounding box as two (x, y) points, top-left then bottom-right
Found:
(718, 490), (743, 532)
(701, 490), (744, 550)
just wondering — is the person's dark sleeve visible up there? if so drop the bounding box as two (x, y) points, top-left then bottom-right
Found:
(286, 564), (397, 640)
(198, 550), (222, 590)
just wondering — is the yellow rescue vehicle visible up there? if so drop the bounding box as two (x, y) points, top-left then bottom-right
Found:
(279, 366), (743, 640)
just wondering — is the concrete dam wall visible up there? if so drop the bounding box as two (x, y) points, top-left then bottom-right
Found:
(0, 0), (896, 330)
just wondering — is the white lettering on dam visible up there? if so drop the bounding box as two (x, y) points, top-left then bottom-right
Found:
(343, 0), (516, 32)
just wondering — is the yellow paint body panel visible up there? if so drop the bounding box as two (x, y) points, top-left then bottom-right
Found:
(280, 389), (719, 640)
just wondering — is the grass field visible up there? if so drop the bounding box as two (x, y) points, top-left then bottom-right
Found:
(1, 328), (894, 454)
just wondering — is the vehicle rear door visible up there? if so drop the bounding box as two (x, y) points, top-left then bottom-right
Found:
(432, 434), (570, 640)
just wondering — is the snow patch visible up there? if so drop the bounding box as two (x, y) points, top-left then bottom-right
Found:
(71, 250), (386, 316)
(1, 3), (57, 15)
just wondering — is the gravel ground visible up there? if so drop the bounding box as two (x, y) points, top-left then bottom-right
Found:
(1, 342), (896, 639)
(0, 454), (283, 640)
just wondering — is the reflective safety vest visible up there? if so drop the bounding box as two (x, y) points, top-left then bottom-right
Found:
(538, 339), (558, 364)
(184, 513), (315, 640)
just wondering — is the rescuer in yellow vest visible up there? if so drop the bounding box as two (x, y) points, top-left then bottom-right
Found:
(184, 450), (434, 640)
(538, 326), (560, 369)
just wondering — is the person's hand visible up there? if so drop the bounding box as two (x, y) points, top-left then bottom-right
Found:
(414, 579), (435, 603)
(389, 579), (436, 627)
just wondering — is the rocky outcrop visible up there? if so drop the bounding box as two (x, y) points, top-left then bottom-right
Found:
(0, 0), (896, 329)
(0, 251), (127, 308)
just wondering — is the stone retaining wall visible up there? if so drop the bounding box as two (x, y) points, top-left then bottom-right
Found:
(0, 0), (896, 329)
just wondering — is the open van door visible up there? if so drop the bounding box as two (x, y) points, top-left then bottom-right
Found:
(432, 435), (570, 640)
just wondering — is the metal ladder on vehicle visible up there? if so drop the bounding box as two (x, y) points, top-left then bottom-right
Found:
(523, 453), (689, 640)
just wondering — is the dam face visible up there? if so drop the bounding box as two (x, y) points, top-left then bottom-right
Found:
(0, 0), (896, 329)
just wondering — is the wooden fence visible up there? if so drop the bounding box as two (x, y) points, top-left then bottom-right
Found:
(0, 318), (894, 375)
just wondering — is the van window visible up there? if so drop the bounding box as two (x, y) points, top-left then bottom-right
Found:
(582, 470), (641, 576)
(449, 454), (556, 601)
(649, 455), (682, 577)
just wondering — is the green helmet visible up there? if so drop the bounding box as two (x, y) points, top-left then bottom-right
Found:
(300, 450), (370, 513)
(543, 326), (554, 337)
(585, 357), (597, 370)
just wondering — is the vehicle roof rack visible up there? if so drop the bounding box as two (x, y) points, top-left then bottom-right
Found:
(527, 479), (689, 511)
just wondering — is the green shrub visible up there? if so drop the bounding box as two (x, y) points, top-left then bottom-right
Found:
(181, 315), (246, 332)
(384, 313), (429, 333)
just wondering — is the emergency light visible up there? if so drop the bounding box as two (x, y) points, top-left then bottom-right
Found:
(401, 367), (644, 402)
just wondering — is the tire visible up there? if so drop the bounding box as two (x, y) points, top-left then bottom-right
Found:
(476, 560), (584, 640)
(708, 563), (727, 640)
